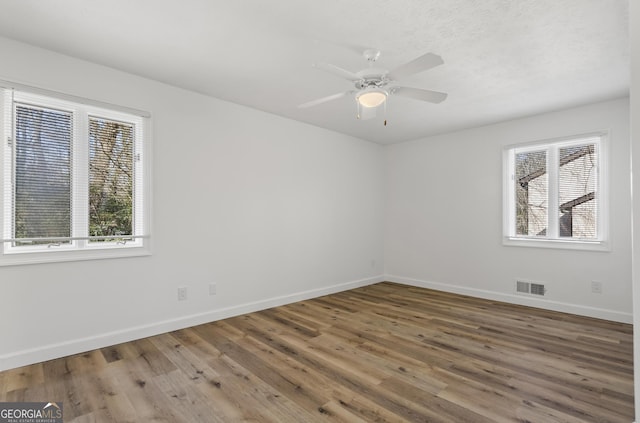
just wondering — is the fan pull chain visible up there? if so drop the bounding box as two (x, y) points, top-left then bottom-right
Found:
(384, 99), (387, 126)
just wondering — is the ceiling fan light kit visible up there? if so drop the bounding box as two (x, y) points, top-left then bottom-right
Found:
(299, 49), (448, 123)
(357, 88), (387, 108)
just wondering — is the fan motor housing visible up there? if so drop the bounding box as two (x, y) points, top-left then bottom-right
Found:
(355, 77), (388, 90)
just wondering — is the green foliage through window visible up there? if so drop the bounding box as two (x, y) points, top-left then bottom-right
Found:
(89, 118), (134, 242)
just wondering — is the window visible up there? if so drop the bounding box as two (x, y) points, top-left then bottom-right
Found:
(0, 87), (150, 264)
(503, 133), (607, 250)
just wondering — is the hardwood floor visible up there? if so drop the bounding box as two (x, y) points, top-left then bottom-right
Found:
(0, 282), (634, 422)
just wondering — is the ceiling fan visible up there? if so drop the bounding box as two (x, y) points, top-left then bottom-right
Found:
(299, 48), (448, 122)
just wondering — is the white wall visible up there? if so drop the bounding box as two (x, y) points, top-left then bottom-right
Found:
(385, 98), (632, 322)
(629, 1), (639, 420)
(0, 37), (385, 371)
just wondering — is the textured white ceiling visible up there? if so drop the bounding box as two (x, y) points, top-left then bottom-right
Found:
(0, 0), (629, 144)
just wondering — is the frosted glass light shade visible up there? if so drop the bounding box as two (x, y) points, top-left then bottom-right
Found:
(357, 90), (387, 108)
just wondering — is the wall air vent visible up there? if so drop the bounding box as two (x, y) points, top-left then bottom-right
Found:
(516, 280), (546, 296)
(516, 281), (530, 294)
(530, 283), (546, 296)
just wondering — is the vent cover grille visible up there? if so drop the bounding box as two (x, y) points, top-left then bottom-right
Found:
(516, 281), (546, 296)
(516, 281), (530, 293)
(530, 283), (546, 296)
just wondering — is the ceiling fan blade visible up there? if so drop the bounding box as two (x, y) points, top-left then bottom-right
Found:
(386, 53), (444, 80)
(314, 62), (362, 82)
(392, 86), (448, 104)
(298, 91), (351, 109)
(358, 106), (377, 120)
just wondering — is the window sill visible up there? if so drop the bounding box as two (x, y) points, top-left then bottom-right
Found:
(0, 245), (151, 266)
(503, 237), (610, 252)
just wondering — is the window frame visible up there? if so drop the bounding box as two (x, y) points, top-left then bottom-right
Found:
(0, 86), (151, 265)
(502, 132), (609, 252)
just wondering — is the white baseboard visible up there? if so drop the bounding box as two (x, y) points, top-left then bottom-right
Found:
(385, 274), (633, 324)
(0, 275), (384, 372)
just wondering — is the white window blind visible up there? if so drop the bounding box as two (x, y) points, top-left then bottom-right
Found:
(557, 144), (597, 238)
(14, 103), (73, 246)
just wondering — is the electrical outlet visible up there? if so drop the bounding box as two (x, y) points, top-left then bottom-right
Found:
(178, 286), (188, 301)
(209, 283), (217, 296)
(591, 281), (603, 294)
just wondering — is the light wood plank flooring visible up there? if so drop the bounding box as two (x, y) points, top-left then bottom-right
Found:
(0, 282), (634, 422)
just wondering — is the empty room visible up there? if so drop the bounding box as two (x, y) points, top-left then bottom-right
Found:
(0, 1), (638, 422)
